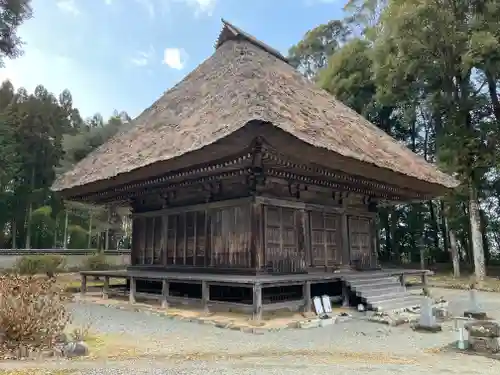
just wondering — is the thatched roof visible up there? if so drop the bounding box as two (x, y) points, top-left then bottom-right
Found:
(52, 20), (458, 195)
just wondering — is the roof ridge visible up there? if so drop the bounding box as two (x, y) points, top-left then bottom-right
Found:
(215, 18), (289, 64)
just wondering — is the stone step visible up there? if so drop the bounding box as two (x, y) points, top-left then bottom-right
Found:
(372, 295), (424, 312)
(348, 279), (401, 290)
(364, 292), (410, 304)
(353, 285), (406, 298)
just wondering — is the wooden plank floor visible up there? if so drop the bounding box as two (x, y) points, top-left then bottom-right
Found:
(81, 268), (430, 286)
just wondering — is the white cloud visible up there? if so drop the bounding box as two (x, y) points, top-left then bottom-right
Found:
(130, 46), (156, 67)
(162, 48), (187, 70)
(56, 0), (81, 16)
(185, 0), (217, 16)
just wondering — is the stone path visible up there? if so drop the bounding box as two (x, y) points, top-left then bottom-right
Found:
(0, 288), (499, 374)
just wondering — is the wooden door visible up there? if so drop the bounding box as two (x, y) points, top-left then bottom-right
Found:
(264, 206), (305, 273)
(348, 216), (373, 268)
(310, 211), (341, 267)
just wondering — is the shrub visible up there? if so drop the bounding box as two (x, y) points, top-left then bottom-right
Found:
(14, 255), (66, 277)
(14, 255), (43, 276)
(0, 275), (71, 356)
(40, 255), (66, 278)
(82, 253), (110, 271)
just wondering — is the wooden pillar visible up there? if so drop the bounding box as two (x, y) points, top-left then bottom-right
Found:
(80, 274), (87, 296)
(87, 210), (93, 250)
(370, 216), (379, 269)
(204, 210), (211, 267)
(250, 202), (263, 270)
(303, 281), (312, 313)
(129, 277), (136, 303)
(162, 215), (169, 266)
(201, 281), (210, 314)
(105, 206), (110, 251)
(340, 213), (350, 267)
(161, 279), (169, 309)
(301, 210), (311, 266)
(341, 283), (350, 307)
(102, 276), (110, 299)
(252, 283), (263, 321)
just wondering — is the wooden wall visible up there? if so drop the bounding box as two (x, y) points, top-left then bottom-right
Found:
(131, 197), (377, 273)
(132, 200), (252, 269)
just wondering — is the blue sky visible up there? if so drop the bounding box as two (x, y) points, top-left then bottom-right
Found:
(1, 0), (344, 120)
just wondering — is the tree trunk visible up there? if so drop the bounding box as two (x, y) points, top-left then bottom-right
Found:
(468, 181), (486, 282)
(11, 219), (17, 249)
(439, 200), (450, 259)
(448, 219), (460, 278)
(25, 202), (32, 250)
(479, 209), (490, 265)
(485, 70), (500, 123)
(389, 209), (399, 263)
(63, 210), (69, 249)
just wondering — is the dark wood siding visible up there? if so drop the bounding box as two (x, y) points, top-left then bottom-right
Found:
(132, 202), (252, 269)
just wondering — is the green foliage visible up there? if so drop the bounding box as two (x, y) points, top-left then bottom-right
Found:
(0, 0), (33, 66)
(288, 1), (500, 270)
(14, 254), (66, 277)
(82, 253), (110, 271)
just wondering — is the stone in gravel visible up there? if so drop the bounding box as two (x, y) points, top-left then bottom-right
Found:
(63, 341), (89, 358)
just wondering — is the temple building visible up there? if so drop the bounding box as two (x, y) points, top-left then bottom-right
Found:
(52, 20), (458, 316)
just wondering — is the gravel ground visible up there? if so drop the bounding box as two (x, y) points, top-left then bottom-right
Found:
(1, 287), (499, 374)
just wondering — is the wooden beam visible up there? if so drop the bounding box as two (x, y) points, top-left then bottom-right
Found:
(173, 215), (177, 265)
(303, 281), (312, 313)
(132, 197), (253, 218)
(340, 213), (350, 266)
(102, 276), (110, 299)
(301, 209), (311, 266)
(129, 277), (136, 304)
(193, 211), (197, 266)
(252, 283), (262, 321)
(150, 217), (155, 265)
(204, 210), (211, 267)
(250, 202), (262, 269)
(201, 281), (210, 314)
(183, 212), (187, 265)
(161, 280), (169, 309)
(162, 215), (169, 266)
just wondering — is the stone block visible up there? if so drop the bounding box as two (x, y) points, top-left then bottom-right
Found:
(469, 336), (500, 353)
(298, 319), (320, 329)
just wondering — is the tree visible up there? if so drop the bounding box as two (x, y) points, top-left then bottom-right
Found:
(288, 20), (349, 80)
(0, 0), (33, 66)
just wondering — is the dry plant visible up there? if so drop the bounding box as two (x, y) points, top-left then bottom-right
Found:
(67, 322), (91, 342)
(0, 275), (72, 356)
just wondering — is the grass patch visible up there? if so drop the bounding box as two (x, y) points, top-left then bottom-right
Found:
(407, 273), (500, 292)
